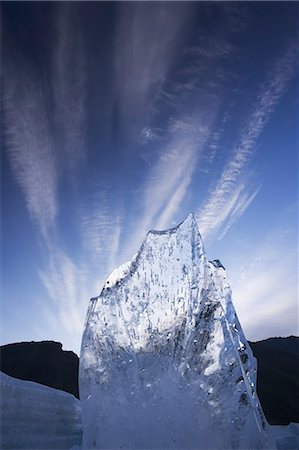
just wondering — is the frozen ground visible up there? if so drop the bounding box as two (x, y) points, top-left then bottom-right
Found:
(0, 371), (82, 450)
(270, 423), (299, 450)
(0, 370), (298, 449)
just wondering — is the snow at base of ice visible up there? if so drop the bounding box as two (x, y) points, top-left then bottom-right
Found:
(1, 366), (298, 450)
(80, 213), (277, 449)
(0, 371), (82, 450)
(271, 423), (299, 450)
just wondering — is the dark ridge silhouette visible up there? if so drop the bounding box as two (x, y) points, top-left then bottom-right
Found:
(0, 340), (79, 398)
(0, 337), (298, 425)
(249, 336), (299, 425)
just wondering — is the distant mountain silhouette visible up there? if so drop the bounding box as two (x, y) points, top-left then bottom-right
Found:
(0, 337), (298, 425)
(249, 336), (299, 425)
(0, 341), (79, 398)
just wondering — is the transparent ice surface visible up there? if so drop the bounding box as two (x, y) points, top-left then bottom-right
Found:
(80, 214), (276, 449)
(0, 371), (82, 449)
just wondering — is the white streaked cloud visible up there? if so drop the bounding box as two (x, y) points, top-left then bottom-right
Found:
(197, 42), (298, 242)
(127, 23), (243, 245)
(80, 186), (124, 285)
(123, 119), (211, 258)
(199, 183), (261, 243)
(39, 245), (88, 351)
(142, 139), (197, 226)
(112, 3), (195, 136)
(119, 145), (195, 260)
(155, 170), (194, 230)
(3, 4), (88, 351)
(39, 250), (82, 333)
(3, 3), (87, 238)
(217, 187), (260, 240)
(3, 68), (58, 238)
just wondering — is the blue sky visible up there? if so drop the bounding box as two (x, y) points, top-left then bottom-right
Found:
(1, 2), (298, 354)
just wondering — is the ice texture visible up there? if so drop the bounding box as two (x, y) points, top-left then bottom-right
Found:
(0, 371), (82, 449)
(80, 213), (275, 449)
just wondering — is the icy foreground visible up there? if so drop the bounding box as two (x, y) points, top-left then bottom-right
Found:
(80, 214), (275, 449)
(0, 371), (82, 449)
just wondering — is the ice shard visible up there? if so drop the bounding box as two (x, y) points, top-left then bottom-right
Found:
(80, 213), (275, 449)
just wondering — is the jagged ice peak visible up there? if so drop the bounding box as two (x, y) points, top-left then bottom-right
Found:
(80, 213), (275, 449)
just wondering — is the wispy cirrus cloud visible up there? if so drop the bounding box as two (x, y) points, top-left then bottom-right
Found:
(143, 138), (197, 229)
(3, 4), (88, 349)
(155, 169), (194, 230)
(112, 3), (195, 138)
(199, 181), (261, 243)
(217, 186), (261, 240)
(197, 42), (298, 242)
(3, 66), (58, 238)
(126, 24), (243, 238)
(79, 184), (125, 285)
(156, 32), (239, 113)
(3, 3), (87, 238)
(39, 246), (88, 351)
(135, 26), (243, 226)
(75, 24), (236, 282)
(123, 115), (213, 258)
(120, 26), (242, 256)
